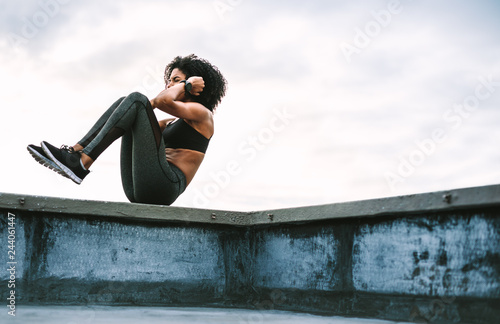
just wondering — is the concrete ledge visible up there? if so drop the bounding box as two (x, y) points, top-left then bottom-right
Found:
(1, 184), (499, 323)
(0, 192), (250, 225)
(1, 184), (500, 225)
(254, 184), (500, 225)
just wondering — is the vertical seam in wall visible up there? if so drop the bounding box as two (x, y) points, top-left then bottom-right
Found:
(23, 216), (51, 295)
(221, 226), (255, 304)
(248, 226), (257, 297)
(340, 222), (355, 293)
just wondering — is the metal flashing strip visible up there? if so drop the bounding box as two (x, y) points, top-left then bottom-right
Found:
(0, 193), (249, 225)
(250, 184), (500, 225)
(0, 184), (499, 226)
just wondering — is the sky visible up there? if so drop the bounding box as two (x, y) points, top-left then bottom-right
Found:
(0, 0), (499, 212)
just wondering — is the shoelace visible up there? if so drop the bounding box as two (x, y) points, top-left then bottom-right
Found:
(60, 145), (76, 153)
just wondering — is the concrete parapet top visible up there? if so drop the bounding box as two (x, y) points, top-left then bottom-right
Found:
(1, 184), (499, 226)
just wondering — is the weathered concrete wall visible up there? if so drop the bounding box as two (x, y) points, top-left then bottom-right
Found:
(352, 213), (499, 298)
(253, 227), (342, 291)
(0, 213), (227, 305)
(247, 210), (499, 323)
(1, 185), (499, 323)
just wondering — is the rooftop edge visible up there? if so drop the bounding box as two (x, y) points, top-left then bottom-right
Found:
(1, 184), (499, 226)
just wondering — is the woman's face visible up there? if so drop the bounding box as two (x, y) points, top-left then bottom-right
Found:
(166, 68), (187, 89)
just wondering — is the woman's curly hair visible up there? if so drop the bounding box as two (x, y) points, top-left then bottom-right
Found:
(164, 54), (227, 112)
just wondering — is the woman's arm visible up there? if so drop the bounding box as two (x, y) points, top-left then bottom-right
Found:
(150, 77), (208, 122)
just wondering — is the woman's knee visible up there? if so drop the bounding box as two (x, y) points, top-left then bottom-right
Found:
(126, 92), (150, 106)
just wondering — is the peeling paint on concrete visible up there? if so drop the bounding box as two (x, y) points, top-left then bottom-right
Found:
(253, 229), (340, 291)
(0, 212), (26, 280)
(40, 218), (225, 285)
(352, 214), (500, 297)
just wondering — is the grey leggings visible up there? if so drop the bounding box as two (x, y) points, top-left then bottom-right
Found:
(78, 92), (186, 205)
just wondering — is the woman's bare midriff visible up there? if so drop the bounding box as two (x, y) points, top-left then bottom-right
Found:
(165, 148), (205, 185)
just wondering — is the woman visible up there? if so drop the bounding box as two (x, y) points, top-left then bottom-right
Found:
(28, 54), (227, 205)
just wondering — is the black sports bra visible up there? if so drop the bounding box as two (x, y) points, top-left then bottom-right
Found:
(162, 119), (210, 153)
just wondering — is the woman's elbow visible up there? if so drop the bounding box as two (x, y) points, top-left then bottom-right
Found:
(156, 97), (178, 113)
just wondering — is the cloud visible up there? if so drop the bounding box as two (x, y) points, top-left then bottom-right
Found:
(1, 0), (499, 211)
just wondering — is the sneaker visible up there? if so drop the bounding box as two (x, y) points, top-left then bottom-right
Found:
(41, 141), (90, 184)
(27, 144), (69, 179)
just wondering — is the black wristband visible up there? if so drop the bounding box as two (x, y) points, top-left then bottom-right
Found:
(180, 80), (192, 94)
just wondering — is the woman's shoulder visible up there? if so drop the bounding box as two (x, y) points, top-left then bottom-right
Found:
(184, 112), (214, 139)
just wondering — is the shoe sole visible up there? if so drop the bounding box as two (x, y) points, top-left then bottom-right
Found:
(41, 142), (83, 185)
(27, 146), (70, 179)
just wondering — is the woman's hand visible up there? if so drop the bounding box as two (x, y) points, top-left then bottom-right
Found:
(150, 78), (210, 122)
(188, 76), (204, 96)
(158, 118), (175, 132)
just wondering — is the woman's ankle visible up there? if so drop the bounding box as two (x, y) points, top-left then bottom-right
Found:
(73, 144), (84, 151)
(80, 152), (94, 170)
